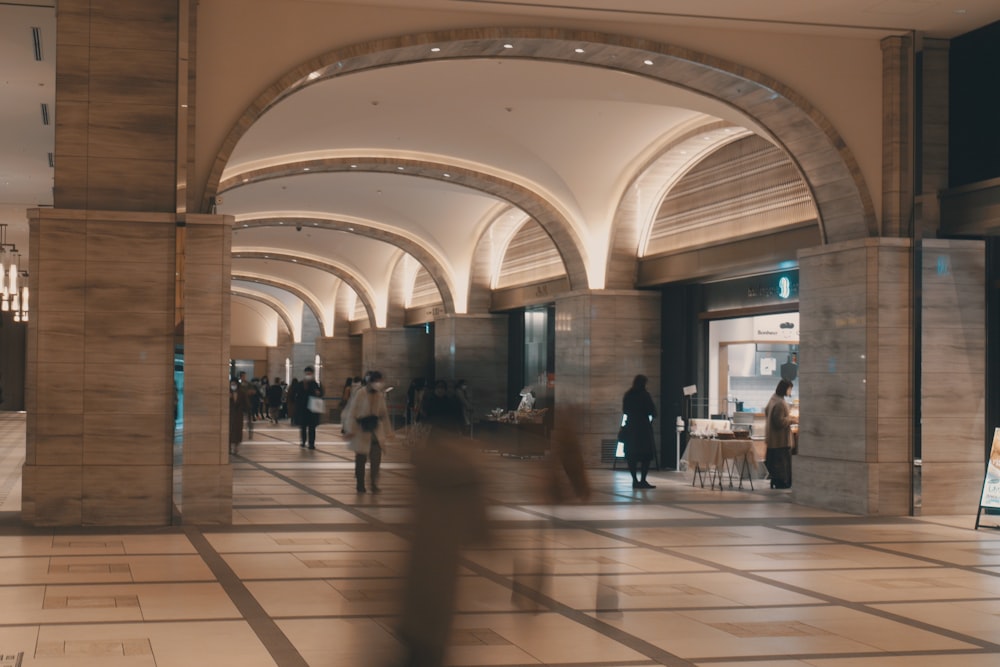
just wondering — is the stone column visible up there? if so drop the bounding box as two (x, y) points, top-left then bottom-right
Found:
(175, 214), (233, 524)
(24, 210), (177, 526)
(23, 0), (232, 526)
(881, 35), (915, 238)
(553, 290), (661, 468)
(796, 239), (912, 515)
(362, 327), (434, 422)
(434, 314), (508, 417)
(316, 336), (363, 384)
(917, 38), (949, 238)
(920, 240), (986, 514)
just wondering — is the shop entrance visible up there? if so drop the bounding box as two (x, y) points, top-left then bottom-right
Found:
(707, 313), (799, 426)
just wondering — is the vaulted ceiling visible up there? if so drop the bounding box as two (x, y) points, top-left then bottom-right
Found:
(3, 0), (1000, 345)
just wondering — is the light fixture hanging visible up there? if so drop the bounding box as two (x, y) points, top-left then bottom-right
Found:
(0, 224), (28, 322)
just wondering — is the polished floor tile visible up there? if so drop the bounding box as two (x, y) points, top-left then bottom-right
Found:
(0, 415), (997, 667)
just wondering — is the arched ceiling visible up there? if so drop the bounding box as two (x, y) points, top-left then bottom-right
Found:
(217, 57), (747, 335)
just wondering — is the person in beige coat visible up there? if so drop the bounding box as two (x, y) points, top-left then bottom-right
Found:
(342, 370), (392, 493)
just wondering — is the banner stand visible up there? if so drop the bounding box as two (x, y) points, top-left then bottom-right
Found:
(975, 428), (1000, 530)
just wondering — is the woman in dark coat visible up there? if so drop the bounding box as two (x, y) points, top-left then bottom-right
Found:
(622, 374), (657, 489)
(229, 378), (250, 454)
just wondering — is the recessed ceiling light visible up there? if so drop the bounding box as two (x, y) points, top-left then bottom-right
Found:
(350, 164), (358, 168)
(397, 166), (405, 171)
(303, 167), (310, 171)
(242, 178), (249, 183)
(242, 224), (249, 228)
(574, 48), (585, 54)
(503, 43), (514, 49)
(278, 221), (284, 225)
(348, 227), (354, 231)
(643, 59), (654, 66)
(431, 47), (441, 52)
(443, 173), (451, 178)
(307, 71), (321, 81)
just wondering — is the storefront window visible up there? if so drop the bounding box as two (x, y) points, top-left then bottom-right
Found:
(523, 306), (554, 406)
(708, 313), (799, 416)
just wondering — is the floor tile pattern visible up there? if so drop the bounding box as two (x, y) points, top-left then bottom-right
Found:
(0, 412), (999, 665)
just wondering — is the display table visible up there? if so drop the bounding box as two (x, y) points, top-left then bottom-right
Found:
(477, 418), (549, 458)
(683, 437), (761, 490)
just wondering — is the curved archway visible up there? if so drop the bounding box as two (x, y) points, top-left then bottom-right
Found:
(205, 27), (876, 257)
(231, 287), (297, 342)
(231, 271), (331, 338)
(221, 158), (589, 294)
(605, 121), (754, 288)
(231, 252), (377, 328)
(234, 214), (458, 315)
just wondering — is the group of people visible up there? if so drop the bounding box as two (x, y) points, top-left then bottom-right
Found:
(227, 368), (324, 452)
(618, 374), (799, 491)
(404, 378), (475, 431)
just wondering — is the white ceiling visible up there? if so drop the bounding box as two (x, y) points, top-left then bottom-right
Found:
(2, 0), (1000, 342)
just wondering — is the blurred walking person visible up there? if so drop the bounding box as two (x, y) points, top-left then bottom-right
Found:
(343, 370), (391, 492)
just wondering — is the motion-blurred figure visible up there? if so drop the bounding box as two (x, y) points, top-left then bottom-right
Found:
(511, 410), (591, 610)
(396, 389), (488, 667)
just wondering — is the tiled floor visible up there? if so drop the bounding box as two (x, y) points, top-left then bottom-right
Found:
(1, 411), (1000, 666)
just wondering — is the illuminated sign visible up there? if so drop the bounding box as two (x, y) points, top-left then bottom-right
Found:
(778, 276), (792, 299)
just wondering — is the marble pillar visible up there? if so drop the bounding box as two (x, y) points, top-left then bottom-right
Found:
(362, 327), (434, 421)
(554, 291), (661, 468)
(917, 39), (949, 238)
(174, 214), (233, 524)
(315, 335), (363, 392)
(920, 240), (986, 514)
(24, 210), (176, 526)
(881, 35), (914, 238)
(796, 239), (912, 515)
(434, 314), (508, 417)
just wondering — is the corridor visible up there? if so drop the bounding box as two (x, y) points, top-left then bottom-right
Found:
(0, 412), (998, 666)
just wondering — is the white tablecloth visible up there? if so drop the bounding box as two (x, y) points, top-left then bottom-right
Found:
(682, 437), (764, 489)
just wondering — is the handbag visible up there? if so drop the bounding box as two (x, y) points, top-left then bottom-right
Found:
(307, 396), (324, 414)
(357, 414), (380, 433)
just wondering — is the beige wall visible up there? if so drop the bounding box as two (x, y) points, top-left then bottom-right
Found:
(194, 0), (883, 222)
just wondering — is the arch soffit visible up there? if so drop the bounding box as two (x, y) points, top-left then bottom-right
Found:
(235, 215), (456, 315)
(467, 204), (532, 313)
(231, 287), (297, 341)
(204, 28), (877, 255)
(221, 158), (589, 293)
(231, 271), (329, 343)
(605, 121), (757, 288)
(231, 253), (376, 329)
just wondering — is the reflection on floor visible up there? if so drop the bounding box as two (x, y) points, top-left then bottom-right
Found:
(1, 411), (999, 666)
